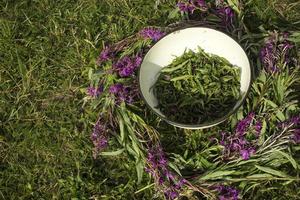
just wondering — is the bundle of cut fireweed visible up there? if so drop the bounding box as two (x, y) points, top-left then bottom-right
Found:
(152, 47), (241, 124)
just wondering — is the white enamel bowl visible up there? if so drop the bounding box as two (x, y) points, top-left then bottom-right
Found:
(138, 27), (252, 129)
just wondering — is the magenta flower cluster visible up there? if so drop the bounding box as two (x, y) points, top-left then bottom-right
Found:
(113, 55), (142, 77)
(293, 129), (300, 144)
(140, 27), (165, 42)
(219, 112), (262, 160)
(91, 118), (108, 158)
(216, 6), (234, 26)
(87, 86), (103, 97)
(278, 116), (300, 129)
(97, 46), (114, 65)
(177, 0), (207, 13)
(109, 83), (139, 104)
(145, 145), (187, 200)
(278, 115), (300, 144)
(216, 185), (239, 200)
(260, 33), (294, 73)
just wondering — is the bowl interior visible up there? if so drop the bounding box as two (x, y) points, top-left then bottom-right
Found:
(139, 27), (251, 128)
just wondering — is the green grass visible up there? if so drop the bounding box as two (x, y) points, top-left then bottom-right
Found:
(0, 0), (299, 199)
(0, 0), (175, 199)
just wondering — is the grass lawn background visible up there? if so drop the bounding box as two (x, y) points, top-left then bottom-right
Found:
(0, 0), (299, 199)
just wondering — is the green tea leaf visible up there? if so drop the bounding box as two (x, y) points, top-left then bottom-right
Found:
(161, 60), (190, 73)
(152, 47), (241, 124)
(171, 75), (193, 82)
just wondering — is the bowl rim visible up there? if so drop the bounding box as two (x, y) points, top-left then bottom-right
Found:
(137, 25), (253, 129)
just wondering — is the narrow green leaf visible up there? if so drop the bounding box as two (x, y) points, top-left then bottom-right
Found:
(273, 150), (298, 169)
(136, 160), (144, 184)
(244, 183), (260, 194)
(135, 183), (155, 194)
(171, 75), (193, 82)
(261, 120), (267, 136)
(264, 99), (278, 108)
(226, 0), (240, 14)
(246, 174), (274, 179)
(200, 170), (235, 180)
(276, 110), (285, 121)
(88, 68), (94, 80)
(100, 149), (125, 156)
(132, 139), (141, 156)
(161, 60), (189, 73)
(168, 162), (182, 176)
(237, 159), (259, 166)
(255, 165), (289, 178)
(16, 51), (27, 79)
(283, 180), (294, 186)
(119, 118), (125, 144)
(168, 8), (180, 19)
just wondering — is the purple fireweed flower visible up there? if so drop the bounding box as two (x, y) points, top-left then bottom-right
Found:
(277, 115), (300, 144)
(177, 2), (195, 13)
(240, 148), (255, 160)
(290, 116), (300, 125)
(278, 115), (300, 129)
(194, 0), (206, 7)
(260, 40), (279, 73)
(119, 66), (135, 77)
(177, 0), (207, 13)
(87, 86), (103, 97)
(91, 119), (108, 158)
(292, 129), (300, 144)
(240, 149), (250, 160)
(175, 179), (187, 190)
(109, 83), (123, 94)
(109, 83), (139, 104)
(96, 46), (113, 65)
(235, 112), (255, 135)
(216, 185), (239, 200)
(217, 6), (234, 26)
(140, 27), (165, 42)
(283, 32), (289, 39)
(145, 144), (186, 200)
(165, 190), (179, 200)
(113, 55), (142, 77)
(260, 32), (295, 73)
(219, 112), (260, 160)
(166, 171), (176, 182)
(254, 121), (262, 135)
